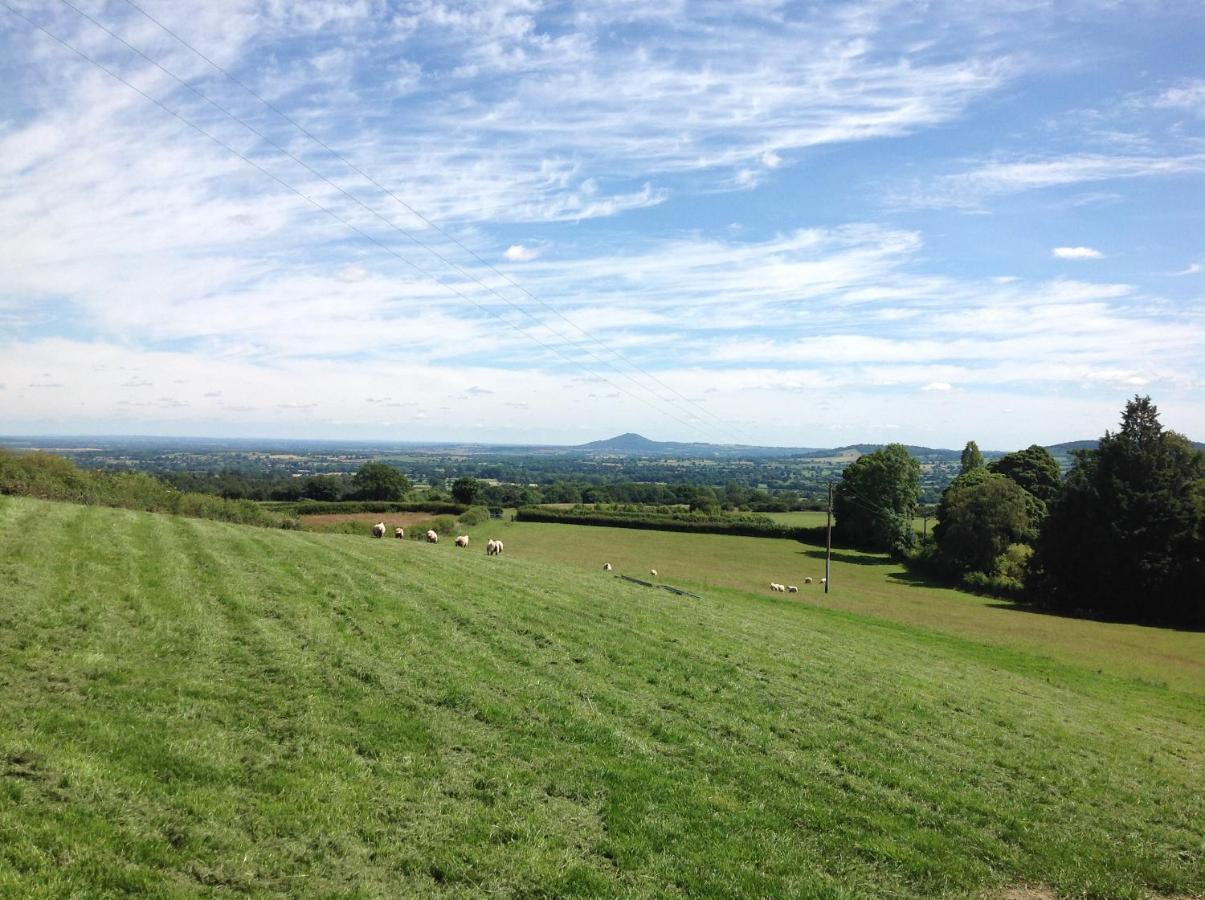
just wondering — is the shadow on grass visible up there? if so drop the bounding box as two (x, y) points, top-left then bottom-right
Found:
(983, 601), (1205, 633)
(802, 548), (895, 567)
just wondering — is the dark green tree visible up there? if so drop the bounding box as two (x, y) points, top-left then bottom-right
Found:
(933, 469), (1042, 577)
(833, 443), (921, 553)
(451, 476), (481, 505)
(989, 444), (1062, 507)
(302, 475), (342, 502)
(959, 440), (985, 475)
(1031, 396), (1204, 625)
(351, 462), (410, 501)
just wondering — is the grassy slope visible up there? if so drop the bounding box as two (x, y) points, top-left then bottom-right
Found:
(459, 519), (1205, 698)
(0, 496), (1201, 898)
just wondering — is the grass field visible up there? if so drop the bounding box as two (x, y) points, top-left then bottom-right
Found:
(765, 510), (929, 534)
(1, 495), (1202, 897)
(458, 518), (1205, 698)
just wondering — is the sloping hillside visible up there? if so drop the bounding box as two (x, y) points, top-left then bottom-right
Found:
(0, 496), (1201, 897)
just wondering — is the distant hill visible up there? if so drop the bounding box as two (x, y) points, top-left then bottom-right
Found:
(579, 432), (673, 452)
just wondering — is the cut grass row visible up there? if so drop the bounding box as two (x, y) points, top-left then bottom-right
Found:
(0, 496), (1201, 897)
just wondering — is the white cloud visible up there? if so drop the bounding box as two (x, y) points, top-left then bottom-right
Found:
(504, 244), (540, 262)
(921, 382), (953, 392)
(1154, 80), (1205, 116)
(1052, 246), (1104, 260)
(1171, 262), (1201, 276)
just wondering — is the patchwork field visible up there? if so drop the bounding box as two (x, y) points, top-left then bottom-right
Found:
(1, 495), (1201, 897)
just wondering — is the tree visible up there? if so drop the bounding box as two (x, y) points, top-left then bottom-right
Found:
(933, 469), (1042, 578)
(1031, 396), (1204, 626)
(451, 476), (481, 505)
(959, 440), (985, 475)
(989, 444), (1062, 507)
(351, 462), (410, 501)
(302, 475), (342, 502)
(833, 443), (921, 553)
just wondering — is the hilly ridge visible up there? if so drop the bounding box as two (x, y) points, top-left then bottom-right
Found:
(1, 495), (1202, 896)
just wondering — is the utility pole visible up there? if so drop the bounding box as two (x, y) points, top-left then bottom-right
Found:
(825, 482), (832, 594)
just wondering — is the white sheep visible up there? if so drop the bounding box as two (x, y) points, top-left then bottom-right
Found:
(426, 529), (439, 543)
(455, 535), (469, 548)
(803, 577), (812, 584)
(820, 578), (827, 585)
(394, 527), (405, 539)
(487, 539), (503, 556)
(372, 522), (386, 538)
(787, 585), (798, 593)
(649, 569), (658, 578)
(603, 563), (613, 571)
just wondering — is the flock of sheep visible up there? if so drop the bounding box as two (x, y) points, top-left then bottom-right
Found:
(369, 523), (814, 594)
(369, 522), (503, 555)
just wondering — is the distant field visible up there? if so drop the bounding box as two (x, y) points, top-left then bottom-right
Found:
(299, 511), (438, 531)
(460, 518), (1205, 696)
(1, 496), (1202, 896)
(764, 510), (929, 534)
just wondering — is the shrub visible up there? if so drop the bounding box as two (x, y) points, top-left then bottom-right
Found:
(458, 506), (490, 527)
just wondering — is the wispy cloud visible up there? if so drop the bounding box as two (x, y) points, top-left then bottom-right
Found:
(1052, 246), (1103, 260)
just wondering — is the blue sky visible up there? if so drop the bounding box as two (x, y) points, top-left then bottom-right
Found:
(1, 0), (1202, 448)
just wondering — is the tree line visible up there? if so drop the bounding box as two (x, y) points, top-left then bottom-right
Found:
(832, 397), (1203, 626)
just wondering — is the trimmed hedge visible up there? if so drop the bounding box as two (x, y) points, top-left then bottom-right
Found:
(515, 506), (828, 543)
(0, 449), (295, 529)
(289, 500), (469, 516)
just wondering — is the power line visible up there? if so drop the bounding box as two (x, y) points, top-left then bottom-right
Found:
(48, 0), (737, 444)
(115, 0), (756, 446)
(1, 2), (717, 438)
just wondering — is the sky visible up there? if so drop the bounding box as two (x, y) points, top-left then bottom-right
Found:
(1, 0), (1202, 449)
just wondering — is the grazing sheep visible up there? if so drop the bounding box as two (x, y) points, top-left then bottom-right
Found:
(394, 527), (404, 539)
(603, 562), (613, 571)
(455, 535), (469, 548)
(770, 582), (785, 592)
(487, 539), (503, 556)
(426, 529), (439, 544)
(787, 585), (798, 593)
(496, 540), (504, 555)
(820, 578), (827, 585)
(372, 522), (386, 538)
(649, 569), (658, 578)
(804, 577), (812, 584)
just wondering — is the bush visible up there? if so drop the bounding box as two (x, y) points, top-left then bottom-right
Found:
(0, 449), (288, 529)
(291, 500), (467, 516)
(458, 506), (490, 527)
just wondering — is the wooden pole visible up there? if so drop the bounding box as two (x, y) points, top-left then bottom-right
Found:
(825, 482), (832, 594)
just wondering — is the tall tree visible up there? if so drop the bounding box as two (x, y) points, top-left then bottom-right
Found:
(989, 444), (1062, 507)
(451, 476), (481, 505)
(933, 469), (1042, 577)
(1031, 396), (1204, 625)
(959, 440), (985, 475)
(833, 443), (921, 553)
(351, 462), (411, 501)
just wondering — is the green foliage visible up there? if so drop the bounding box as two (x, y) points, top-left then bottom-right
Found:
(0, 449), (287, 528)
(451, 476), (481, 505)
(933, 470), (1041, 578)
(1032, 396), (1205, 626)
(301, 475), (343, 501)
(833, 443), (921, 553)
(959, 440), (985, 475)
(291, 500), (466, 516)
(989, 444), (1062, 506)
(457, 505), (491, 527)
(351, 462), (411, 501)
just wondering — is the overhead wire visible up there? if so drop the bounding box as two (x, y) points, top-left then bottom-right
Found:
(46, 0), (733, 443)
(113, 0), (757, 447)
(0, 1), (722, 438)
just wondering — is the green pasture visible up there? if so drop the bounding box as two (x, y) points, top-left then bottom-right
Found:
(764, 510), (929, 534)
(1, 495), (1201, 897)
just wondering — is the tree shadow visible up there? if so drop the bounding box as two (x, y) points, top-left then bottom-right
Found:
(801, 548), (895, 567)
(886, 571), (943, 588)
(982, 601), (1205, 633)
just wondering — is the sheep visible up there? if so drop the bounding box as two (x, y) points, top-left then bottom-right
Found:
(787, 585), (798, 593)
(372, 522), (386, 538)
(426, 529), (439, 544)
(803, 577), (812, 584)
(649, 569), (658, 578)
(394, 527), (404, 539)
(770, 582), (785, 592)
(486, 539), (503, 556)
(820, 578), (827, 585)
(455, 535), (469, 548)
(495, 540), (504, 555)
(603, 563), (613, 571)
